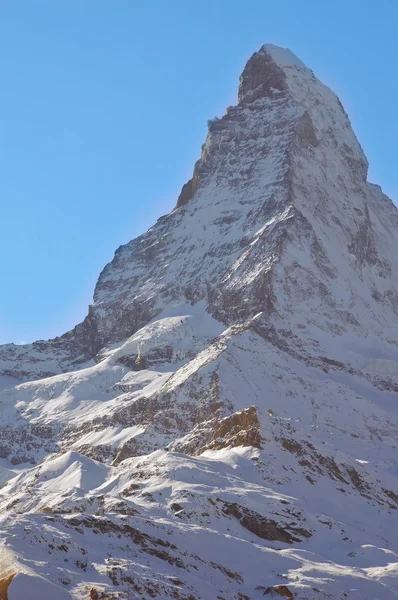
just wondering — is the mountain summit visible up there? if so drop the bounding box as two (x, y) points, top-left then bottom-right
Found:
(0, 46), (397, 600)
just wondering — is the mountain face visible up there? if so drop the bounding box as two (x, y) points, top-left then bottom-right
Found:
(0, 44), (397, 600)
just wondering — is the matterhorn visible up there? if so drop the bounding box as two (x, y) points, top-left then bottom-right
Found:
(0, 44), (397, 600)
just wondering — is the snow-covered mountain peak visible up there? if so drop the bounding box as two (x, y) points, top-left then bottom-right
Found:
(0, 46), (397, 599)
(259, 44), (308, 71)
(238, 44), (367, 177)
(238, 43), (308, 104)
(0, 44), (392, 382)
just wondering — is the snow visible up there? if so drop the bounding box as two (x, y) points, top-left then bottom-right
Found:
(106, 300), (225, 362)
(365, 358), (398, 374)
(0, 322), (396, 598)
(9, 573), (72, 600)
(0, 375), (18, 391)
(261, 43), (309, 71)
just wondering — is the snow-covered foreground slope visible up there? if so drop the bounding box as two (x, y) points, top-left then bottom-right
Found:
(0, 323), (398, 600)
(0, 45), (397, 599)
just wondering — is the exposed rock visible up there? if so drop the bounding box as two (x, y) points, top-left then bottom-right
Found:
(238, 47), (288, 104)
(173, 406), (263, 456)
(176, 172), (200, 209)
(263, 585), (294, 599)
(210, 406), (262, 450)
(221, 501), (312, 544)
(0, 573), (15, 600)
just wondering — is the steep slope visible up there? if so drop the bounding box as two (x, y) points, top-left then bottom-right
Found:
(0, 45), (397, 600)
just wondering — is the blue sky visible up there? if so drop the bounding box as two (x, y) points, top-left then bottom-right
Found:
(0, 0), (397, 344)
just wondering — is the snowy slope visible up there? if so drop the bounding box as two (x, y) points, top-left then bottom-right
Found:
(0, 45), (397, 599)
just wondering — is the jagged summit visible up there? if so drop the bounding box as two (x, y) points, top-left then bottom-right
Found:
(239, 44), (367, 167)
(238, 44), (306, 103)
(0, 45), (397, 600)
(260, 44), (308, 69)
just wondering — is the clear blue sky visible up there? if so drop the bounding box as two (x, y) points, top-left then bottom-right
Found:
(1, 0), (397, 344)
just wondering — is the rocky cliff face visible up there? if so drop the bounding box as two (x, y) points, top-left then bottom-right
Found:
(0, 45), (397, 600)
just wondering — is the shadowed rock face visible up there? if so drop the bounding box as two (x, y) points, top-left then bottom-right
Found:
(238, 48), (288, 104)
(221, 500), (312, 543)
(175, 172), (200, 208)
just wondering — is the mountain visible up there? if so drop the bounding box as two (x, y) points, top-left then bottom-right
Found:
(0, 44), (397, 600)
